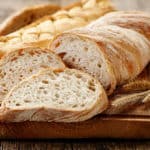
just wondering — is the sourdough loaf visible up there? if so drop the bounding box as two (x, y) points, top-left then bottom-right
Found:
(0, 68), (108, 122)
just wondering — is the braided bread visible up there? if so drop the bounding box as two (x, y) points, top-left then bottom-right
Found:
(0, 0), (114, 56)
(0, 4), (60, 36)
(50, 11), (150, 95)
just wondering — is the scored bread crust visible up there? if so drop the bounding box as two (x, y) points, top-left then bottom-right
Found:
(0, 0), (114, 54)
(0, 68), (108, 122)
(88, 11), (150, 40)
(0, 4), (60, 36)
(50, 11), (150, 94)
(0, 47), (65, 104)
(50, 23), (150, 95)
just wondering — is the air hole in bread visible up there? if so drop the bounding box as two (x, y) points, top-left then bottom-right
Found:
(2, 83), (6, 87)
(55, 93), (59, 98)
(29, 69), (33, 72)
(39, 87), (44, 90)
(20, 75), (23, 78)
(42, 80), (49, 84)
(81, 104), (85, 107)
(43, 91), (48, 94)
(4, 89), (8, 92)
(84, 47), (88, 51)
(55, 84), (59, 87)
(72, 104), (78, 108)
(58, 52), (66, 58)
(88, 80), (96, 91)
(24, 99), (31, 103)
(72, 57), (75, 62)
(59, 101), (63, 104)
(16, 103), (20, 106)
(97, 63), (101, 68)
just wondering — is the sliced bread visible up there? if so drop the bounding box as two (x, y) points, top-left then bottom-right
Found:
(0, 48), (65, 104)
(0, 68), (108, 122)
(50, 25), (150, 95)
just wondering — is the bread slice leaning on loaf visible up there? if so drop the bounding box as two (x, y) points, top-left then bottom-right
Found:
(50, 21), (150, 95)
(0, 48), (65, 104)
(0, 68), (108, 122)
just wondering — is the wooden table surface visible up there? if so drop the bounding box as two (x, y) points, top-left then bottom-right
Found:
(0, 0), (150, 149)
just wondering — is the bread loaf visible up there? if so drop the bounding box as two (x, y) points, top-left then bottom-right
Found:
(0, 68), (108, 122)
(0, 4), (60, 36)
(0, 0), (114, 53)
(0, 48), (65, 104)
(88, 11), (150, 39)
(50, 11), (150, 94)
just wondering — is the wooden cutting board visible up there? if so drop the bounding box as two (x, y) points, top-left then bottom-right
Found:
(0, 115), (150, 139)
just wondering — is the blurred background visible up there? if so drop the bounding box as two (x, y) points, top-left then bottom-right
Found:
(0, 0), (149, 23)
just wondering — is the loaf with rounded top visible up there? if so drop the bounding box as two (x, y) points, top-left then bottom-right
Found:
(0, 68), (108, 122)
(50, 11), (150, 95)
(0, 47), (65, 105)
(88, 11), (150, 39)
(0, 0), (114, 53)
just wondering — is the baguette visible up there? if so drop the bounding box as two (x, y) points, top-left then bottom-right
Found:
(0, 48), (65, 104)
(0, 0), (114, 53)
(0, 68), (108, 122)
(50, 11), (150, 94)
(0, 4), (60, 36)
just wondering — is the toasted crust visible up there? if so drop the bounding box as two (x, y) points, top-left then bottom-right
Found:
(0, 4), (60, 36)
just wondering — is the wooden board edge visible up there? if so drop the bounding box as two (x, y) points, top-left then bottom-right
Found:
(0, 115), (150, 139)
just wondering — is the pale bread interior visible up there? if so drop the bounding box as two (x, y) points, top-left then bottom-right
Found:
(51, 34), (115, 93)
(0, 48), (65, 103)
(2, 69), (108, 122)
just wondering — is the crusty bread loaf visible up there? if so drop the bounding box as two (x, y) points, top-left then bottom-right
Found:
(50, 21), (150, 94)
(0, 4), (60, 36)
(0, 68), (108, 122)
(88, 11), (150, 39)
(0, 0), (114, 53)
(0, 48), (65, 104)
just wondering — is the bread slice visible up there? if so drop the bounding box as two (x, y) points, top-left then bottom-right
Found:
(0, 68), (108, 122)
(0, 48), (65, 104)
(50, 25), (150, 95)
(0, 4), (60, 36)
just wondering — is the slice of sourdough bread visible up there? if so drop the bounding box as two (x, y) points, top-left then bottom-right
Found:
(0, 48), (65, 104)
(0, 68), (108, 122)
